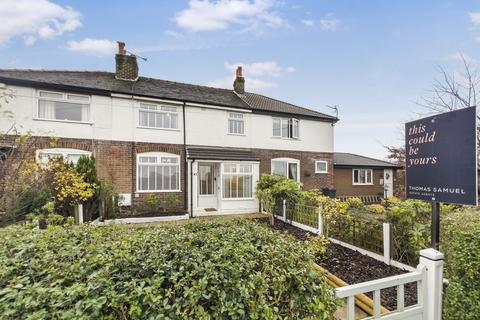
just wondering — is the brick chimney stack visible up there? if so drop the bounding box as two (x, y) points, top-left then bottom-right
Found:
(233, 66), (245, 94)
(115, 41), (138, 81)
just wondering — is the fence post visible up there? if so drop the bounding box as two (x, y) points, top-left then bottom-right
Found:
(74, 204), (84, 225)
(282, 199), (286, 221)
(317, 207), (324, 236)
(419, 248), (444, 320)
(382, 223), (391, 265)
(260, 200), (264, 213)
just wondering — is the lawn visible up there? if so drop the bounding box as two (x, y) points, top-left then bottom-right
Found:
(0, 218), (337, 320)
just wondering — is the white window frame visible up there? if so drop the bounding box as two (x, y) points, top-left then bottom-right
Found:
(138, 103), (179, 131)
(36, 90), (91, 123)
(227, 112), (245, 135)
(272, 117), (300, 139)
(136, 152), (181, 193)
(315, 160), (328, 174)
(36, 148), (92, 165)
(221, 162), (254, 200)
(271, 158), (300, 181)
(352, 168), (373, 185)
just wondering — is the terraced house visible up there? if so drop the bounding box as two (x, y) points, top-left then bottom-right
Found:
(0, 43), (337, 217)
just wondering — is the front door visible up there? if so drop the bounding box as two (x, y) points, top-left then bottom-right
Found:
(198, 163), (218, 210)
(383, 169), (393, 198)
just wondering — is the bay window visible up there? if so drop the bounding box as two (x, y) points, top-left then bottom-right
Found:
(271, 158), (300, 181)
(36, 148), (91, 165)
(222, 163), (253, 199)
(37, 91), (90, 122)
(272, 117), (299, 139)
(353, 168), (373, 185)
(137, 152), (180, 192)
(139, 103), (178, 130)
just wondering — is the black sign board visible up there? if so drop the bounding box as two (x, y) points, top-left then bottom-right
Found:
(405, 107), (478, 206)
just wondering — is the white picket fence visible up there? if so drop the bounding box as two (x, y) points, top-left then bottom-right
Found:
(336, 249), (444, 320)
(260, 200), (445, 320)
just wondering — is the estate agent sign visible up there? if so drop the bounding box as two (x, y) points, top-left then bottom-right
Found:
(405, 107), (477, 206)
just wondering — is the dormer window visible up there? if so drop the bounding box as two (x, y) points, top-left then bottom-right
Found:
(37, 91), (90, 122)
(139, 103), (178, 130)
(272, 118), (299, 139)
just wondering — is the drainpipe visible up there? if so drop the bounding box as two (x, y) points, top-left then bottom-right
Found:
(182, 102), (188, 213)
(190, 159), (195, 218)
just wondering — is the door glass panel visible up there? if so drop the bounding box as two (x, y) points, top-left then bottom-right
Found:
(199, 165), (214, 195)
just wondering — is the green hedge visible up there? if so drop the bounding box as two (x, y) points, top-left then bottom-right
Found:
(0, 219), (337, 319)
(442, 208), (480, 320)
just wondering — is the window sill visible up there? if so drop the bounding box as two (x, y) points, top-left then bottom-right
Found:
(315, 171), (328, 174)
(271, 136), (300, 141)
(227, 133), (246, 136)
(352, 183), (374, 186)
(137, 126), (180, 132)
(136, 190), (182, 193)
(33, 118), (93, 125)
(221, 197), (255, 201)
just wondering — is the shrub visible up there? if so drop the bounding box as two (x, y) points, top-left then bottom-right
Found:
(75, 156), (100, 221)
(345, 197), (365, 210)
(98, 180), (118, 220)
(305, 235), (330, 262)
(0, 219), (338, 319)
(255, 174), (302, 204)
(1, 187), (52, 226)
(47, 213), (65, 225)
(442, 208), (480, 320)
(367, 204), (386, 215)
(381, 196), (400, 208)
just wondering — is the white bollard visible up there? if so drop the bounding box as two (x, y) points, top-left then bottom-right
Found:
(419, 248), (444, 320)
(382, 223), (391, 265)
(74, 204), (84, 225)
(282, 199), (286, 221)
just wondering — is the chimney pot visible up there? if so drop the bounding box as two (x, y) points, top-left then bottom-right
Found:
(233, 65), (245, 94)
(115, 41), (138, 81)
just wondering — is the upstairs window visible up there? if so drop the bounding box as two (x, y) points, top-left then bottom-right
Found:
(272, 118), (299, 139)
(353, 168), (373, 185)
(137, 152), (180, 192)
(36, 148), (91, 165)
(139, 103), (178, 130)
(228, 112), (245, 135)
(37, 91), (90, 122)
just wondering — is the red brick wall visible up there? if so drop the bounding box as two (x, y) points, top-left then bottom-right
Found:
(252, 149), (334, 190)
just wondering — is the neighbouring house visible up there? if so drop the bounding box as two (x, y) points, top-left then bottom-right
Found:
(333, 152), (402, 199)
(0, 42), (337, 218)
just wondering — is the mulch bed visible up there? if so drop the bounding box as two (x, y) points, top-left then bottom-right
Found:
(256, 217), (417, 311)
(117, 211), (187, 219)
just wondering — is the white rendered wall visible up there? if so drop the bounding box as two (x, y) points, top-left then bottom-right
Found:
(0, 84), (333, 153)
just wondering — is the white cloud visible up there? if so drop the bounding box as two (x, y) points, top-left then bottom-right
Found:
(207, 61), (295, 90)
(0, 0), (81, 46)
(302, 19), (314, 27)
(470, 12), (480, 26)
(67, 38), (117, 56)
(164, 30), (185, 39)
(173, 0), (284, 32)
(319, 17), (340, 31)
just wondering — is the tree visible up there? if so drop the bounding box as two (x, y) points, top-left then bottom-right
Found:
(385, 145), (406, 198)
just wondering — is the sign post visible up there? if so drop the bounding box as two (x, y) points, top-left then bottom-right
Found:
(405, 107), (477, 250)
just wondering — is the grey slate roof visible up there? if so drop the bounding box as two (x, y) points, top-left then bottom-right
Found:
(0, 69), (336, 121)
(334, 152), (401, 168)
(186, 147), (259, 161)
(237, 92), (336, 120)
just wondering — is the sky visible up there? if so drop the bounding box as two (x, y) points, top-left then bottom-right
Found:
(0, 0), (479, 159)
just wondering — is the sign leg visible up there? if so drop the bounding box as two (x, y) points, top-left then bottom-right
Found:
(431, 201), (441, 250)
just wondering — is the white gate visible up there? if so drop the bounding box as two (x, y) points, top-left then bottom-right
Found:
(335, 248), (444, 320)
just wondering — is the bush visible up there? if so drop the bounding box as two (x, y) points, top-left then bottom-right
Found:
(75, 156), (100, 221)
(381, 196), (400, 208)
(442, 208), (480, 320)
(367, 204), (386, 215)
(345, 197), (365, 210)
(305, 235), (330, 262)
(255, 174), (302, 204)
(0, 219), (338, 319)
(47, 213), (65, 225)
(1, 187), (52, 226)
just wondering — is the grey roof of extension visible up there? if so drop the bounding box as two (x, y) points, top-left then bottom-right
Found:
(0, 69), (337, 121)
(186, 147), (259, 161)
(334, 152), (402, 168)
